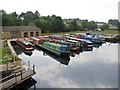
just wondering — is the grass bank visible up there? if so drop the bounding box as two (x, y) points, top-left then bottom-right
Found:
(41, 30), (119, 36)
(0, 48), (6, 60)
(0, 47), (16, 64)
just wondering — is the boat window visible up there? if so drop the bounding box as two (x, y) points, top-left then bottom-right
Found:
(61, 47), (68, 52)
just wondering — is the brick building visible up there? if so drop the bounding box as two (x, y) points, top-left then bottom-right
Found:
(1, 26), (41, 39)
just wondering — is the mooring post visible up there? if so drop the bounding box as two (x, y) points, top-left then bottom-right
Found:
(28, 61), (30, 67)
(20, 70), (23, 80)
(14, 72), (17, 83)
(34, 84), (36, 90)
(28, 61), (30, 71)
(33, 65), (35, 73)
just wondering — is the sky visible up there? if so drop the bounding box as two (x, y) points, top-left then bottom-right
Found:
(0, 0), (119, 22)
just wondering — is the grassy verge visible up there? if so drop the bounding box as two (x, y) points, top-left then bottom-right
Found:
(41, 30), (119, 36)
(0, 47), (16, 64)
(91, 30), (119, 35)
(0, 48), (6, 60)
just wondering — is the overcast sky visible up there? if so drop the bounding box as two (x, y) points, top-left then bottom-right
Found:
(1, 0), (119, 22)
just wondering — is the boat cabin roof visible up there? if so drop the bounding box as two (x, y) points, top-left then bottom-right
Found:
(53, 39), (71, 44)
(24, 41), (31, 45)
(66, 39), (78, 43)
(79, 39), (92, 43)
(31, 37), (40, 41)
(66, 36), (81, 41)
(44, 42), (68, 47)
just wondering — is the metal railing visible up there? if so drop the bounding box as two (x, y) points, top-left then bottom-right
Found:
(0, 64), (35, 90)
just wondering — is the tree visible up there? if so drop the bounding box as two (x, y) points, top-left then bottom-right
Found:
(33, 11), (40, 20)
(81, 20), (89, 30)
(55, 16), (65, 32)
(71, 20), (78, 31)
(2, 11), (21, 26)
(19, 12), (25, 20)
(99, 24), (109, 30)
(67, 23), (74, 31)
(34, 19), (50, 32)
(24, 11), (34, 25)
(88, 21), (97, 30)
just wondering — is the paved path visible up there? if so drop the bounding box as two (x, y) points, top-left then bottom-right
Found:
(7, 39), (17, 55)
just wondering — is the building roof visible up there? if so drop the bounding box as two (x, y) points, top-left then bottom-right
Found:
(2, 26), (41, 32)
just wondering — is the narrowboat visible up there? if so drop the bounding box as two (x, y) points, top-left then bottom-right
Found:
(49, 35), (64, 40)
(16, 38), (33, 51)
(40, 42), (70, 56)
(49, 39), (71, 49)
(65, 36), (85, 51)
(84, 36), (103, 45)
(84, 32), (105, 45)
(92, 34), (106, 43)
(36, 36), (48, 42)
(67, 37), (93, 50)
(24, 38), (35, 47)
(66, 36), (93, 51)
(65, 39), (81, 51)
(79, 39), (93, 51)
(30, 37), (45, 47)
(65, 36), (82, 43)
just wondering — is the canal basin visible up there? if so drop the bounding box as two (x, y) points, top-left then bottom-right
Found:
(13, 42), (118, 88)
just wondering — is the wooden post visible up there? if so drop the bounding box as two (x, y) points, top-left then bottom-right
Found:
(34, 84), (36, 90)
(20, 70), (23, 80)
(33, 65), (35, 73)
(28, 61), (30, 71)
(28, 61), (30, 67)
(14, 72), (17, 83)
(4, 56), (9, 73)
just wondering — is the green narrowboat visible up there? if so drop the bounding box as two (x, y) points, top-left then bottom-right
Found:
(41, 42), (70, 56)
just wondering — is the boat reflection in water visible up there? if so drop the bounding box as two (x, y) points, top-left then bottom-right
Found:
(70, 49), (81, 57)
(93, 43), (102, 48)
(24, 50), (33, 56)
(15, 47), (33, 56)
(42, 49), (70, 65)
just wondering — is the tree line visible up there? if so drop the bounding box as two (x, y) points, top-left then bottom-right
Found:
(2, 10), (110, 33)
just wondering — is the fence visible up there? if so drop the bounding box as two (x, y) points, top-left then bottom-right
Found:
(0, 64), (35, 90)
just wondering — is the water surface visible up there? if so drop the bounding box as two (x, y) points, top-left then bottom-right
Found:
(16, 43), (118, 88)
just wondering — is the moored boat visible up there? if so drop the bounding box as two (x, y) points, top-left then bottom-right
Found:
(24, 38), (35, 47)
(16, 38), (33, 51)
(39, 42), (70, 56)
(30, 37), (45, 47)
(65, 39), (81, 51)
(84, 36), (103, 45)
(49, 35), (64, 40)
(78, 39), (93, 51)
